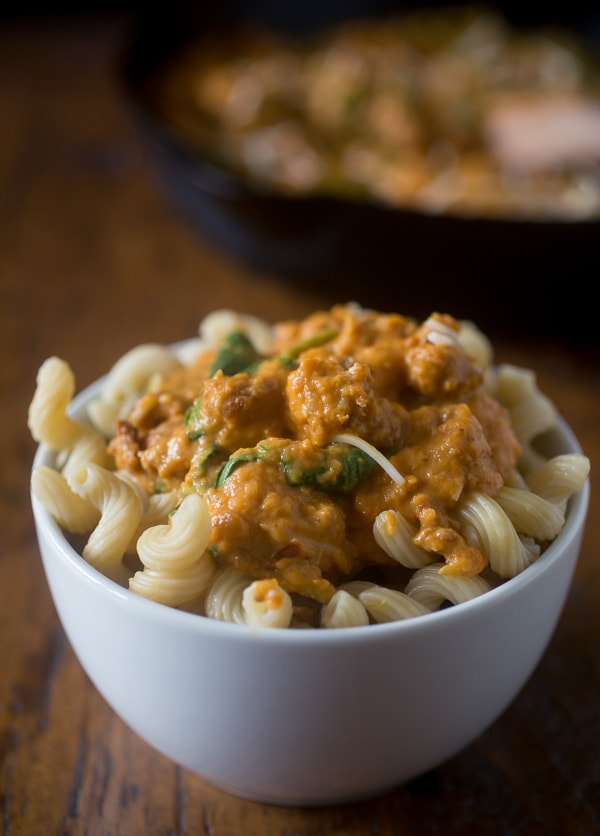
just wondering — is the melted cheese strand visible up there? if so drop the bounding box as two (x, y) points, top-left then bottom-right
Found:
(332, 433), (405, 486)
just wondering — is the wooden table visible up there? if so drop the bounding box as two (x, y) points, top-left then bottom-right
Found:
(1, 12), (599, 835)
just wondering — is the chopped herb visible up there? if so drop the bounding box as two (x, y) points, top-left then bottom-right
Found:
(191, 443), (221, 484)
(209, 331), (262, 377)
(332, 433), (405, 485)
(214, 438), (376, 494)
(215, 446), (272, 488)
(283, 442), (376, 493)
(279, 327), (338, 366)
(185, 396), (204, 440)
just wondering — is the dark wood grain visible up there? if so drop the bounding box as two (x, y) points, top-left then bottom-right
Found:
(1, 12), (599, 836)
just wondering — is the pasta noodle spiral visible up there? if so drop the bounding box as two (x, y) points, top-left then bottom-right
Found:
(205, 568), (253, 623)
(203, 570), (293, 628)
(31, 466), (100, 534)
(68, 462), (143, 582)
(488, 363), (558, 474)
(130, 493), (216, 607)
(357, 585), (431, 622)
(405, 563), (492, 609)
(374, 509), (436, 570)
(198, 309), (275, 353)
(242, 579), (293, 629)
(87, 344), (182, 437)
(124, 489), (180, 553)
(28, 306), (590, 628)
(494, 485), (565, 541)
(457, 491), (540, 578)
(321, 589), (370, 628)
(28, 357), (103, 454)
(526, 454), (591, 510)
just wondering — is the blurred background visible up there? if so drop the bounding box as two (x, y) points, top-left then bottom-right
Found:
(2, 0), (599, 350)
(2, 6), (600, 831)
(2, 0), (598, 26)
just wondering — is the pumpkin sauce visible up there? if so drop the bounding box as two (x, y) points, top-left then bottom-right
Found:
(108, 305), (521, 604)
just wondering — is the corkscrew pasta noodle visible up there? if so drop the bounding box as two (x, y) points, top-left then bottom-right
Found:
(205, 568), (253, 623)
(87, 344), (182, 437)
(455, 320), (493, 371)
(198, 308), (275, 353)
(68, 462), (142, 581)
(28, 305), (590, 628)
(242, 579), (293, 629)
(130, 494), (216, 607)
(374, 509), (437, 570)
(457, 491), (540, 578)
(487, 364), (559, 474)
(124, 489), (180, 553)
(526, 454), (591, 509)
(494, 486), (565, 541)
(29, 357), (99, 453)
(61, 431), (113, 480)
(321, 589), (370, 628)
(31, 466), (100, 534)
(405, 563), (492, 609)
(357, 586), (431, 623)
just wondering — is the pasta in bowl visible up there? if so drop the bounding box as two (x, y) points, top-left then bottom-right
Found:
(29, 305), (590, 805)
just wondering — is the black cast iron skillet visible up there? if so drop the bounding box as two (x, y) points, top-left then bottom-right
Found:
(119, 1), (600, 341)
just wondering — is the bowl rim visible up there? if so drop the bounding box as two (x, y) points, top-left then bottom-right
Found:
(31, 369), (590, 647)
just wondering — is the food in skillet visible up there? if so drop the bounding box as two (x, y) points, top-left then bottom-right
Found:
(28, 305), (590, 628)
(150, 5), (600, 220)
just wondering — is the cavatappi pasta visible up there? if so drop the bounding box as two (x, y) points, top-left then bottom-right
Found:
(29, 305), (590, 628)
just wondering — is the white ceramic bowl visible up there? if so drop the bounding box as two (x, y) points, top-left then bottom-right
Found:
(31, 378), (590, 807)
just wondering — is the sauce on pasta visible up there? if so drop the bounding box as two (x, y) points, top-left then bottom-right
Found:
(108, 306), (520, 605)
(28, 304), (590, 627)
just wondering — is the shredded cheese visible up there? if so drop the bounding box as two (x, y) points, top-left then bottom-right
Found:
(424, 317), (460, 346)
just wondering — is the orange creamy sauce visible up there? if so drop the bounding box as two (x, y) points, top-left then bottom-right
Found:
(108, 306), (520, 604)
